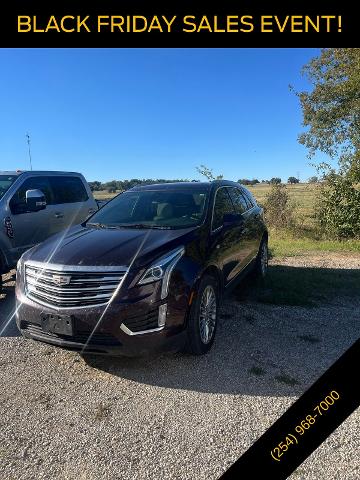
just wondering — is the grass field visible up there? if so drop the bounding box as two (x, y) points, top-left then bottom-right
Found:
(248, 182), (316, 214)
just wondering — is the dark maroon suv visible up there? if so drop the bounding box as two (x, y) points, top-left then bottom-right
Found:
(15, 181), (268, 356)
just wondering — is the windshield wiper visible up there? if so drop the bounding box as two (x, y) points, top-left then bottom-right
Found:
(87, 222), (118, 229)
(88, 222), (172, 230)
(117, 223), (172, 230)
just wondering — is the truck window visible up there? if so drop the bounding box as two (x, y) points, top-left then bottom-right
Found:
(49, 176), (89, 204)
(0, 175), (18, 200)
(10, 176), (54, 213)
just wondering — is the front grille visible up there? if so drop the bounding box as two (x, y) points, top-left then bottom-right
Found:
(22, 322), (121, 346)
(123, 308), (159, 332)
(25, 264), (126, 308)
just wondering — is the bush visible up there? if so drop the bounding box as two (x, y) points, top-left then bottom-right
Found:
(315, 173), (360, 239)
(263, 184), (297, 230)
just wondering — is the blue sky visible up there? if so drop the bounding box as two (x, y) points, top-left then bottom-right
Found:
(0, 48), (324, 182)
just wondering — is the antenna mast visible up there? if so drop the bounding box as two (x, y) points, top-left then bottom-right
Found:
(26, 133), (33, 171)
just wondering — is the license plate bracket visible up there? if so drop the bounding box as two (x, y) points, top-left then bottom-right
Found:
(41, 313), (73, 336)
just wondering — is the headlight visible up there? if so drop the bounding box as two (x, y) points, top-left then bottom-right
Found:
(138, 246), (185, 299)
(16, 256), (24, 276)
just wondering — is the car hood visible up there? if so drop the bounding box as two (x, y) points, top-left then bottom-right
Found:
(24, 225), (199, 268)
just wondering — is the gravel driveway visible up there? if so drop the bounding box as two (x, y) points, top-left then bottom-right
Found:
(0, 254), (359, 480)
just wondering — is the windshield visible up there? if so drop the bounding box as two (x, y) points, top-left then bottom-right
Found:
(0, 175), (18, 201)
(87, 189), (209, 229)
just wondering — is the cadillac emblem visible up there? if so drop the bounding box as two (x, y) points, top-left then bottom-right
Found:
(52, 274), (71, 286)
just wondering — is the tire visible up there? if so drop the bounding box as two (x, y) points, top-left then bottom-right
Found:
(184, 275), (219, 355)
(254, 237), (268, 278)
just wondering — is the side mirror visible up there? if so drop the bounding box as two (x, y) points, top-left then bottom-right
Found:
(223, 212), (244, 227)
(26, 189), (47, 212)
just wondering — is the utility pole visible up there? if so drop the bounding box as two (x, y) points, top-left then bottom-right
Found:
(26, 133), (33, 171)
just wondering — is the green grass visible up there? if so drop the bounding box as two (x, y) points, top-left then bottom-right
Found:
(234, 264), (360, 307)
(275, 374), (300, 386)
(249, 366), (266, 376)
(269, 230), (360, 257)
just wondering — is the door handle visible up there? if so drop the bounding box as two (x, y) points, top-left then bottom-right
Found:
(54, 212), (64, 219)
(88, 208), (96, 214)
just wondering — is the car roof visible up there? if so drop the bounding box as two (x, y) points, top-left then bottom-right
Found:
(0, 170), (83, 177)
(0, 171), (25, 176)
(130, 180), (242, 191)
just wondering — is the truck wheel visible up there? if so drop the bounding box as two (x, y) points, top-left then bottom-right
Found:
(254, 237), (268, 278)
(184, 275), (219, 355)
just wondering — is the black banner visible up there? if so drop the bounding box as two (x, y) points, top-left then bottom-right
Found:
(0, 0), (357, 48)
(220, 339), (360, 479)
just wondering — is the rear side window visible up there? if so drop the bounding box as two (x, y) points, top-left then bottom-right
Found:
(10, 176), (54, 211)
(212, 187), (235, 230)
(242, 188), (255, 209)
(49, 176), (88, 204)
(227, 187), (249, 214)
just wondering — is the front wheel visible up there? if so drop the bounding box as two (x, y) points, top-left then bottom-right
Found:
(184, 275), (219, 355)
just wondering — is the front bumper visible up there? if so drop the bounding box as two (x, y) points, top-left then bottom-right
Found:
(15, 283), (189, 356)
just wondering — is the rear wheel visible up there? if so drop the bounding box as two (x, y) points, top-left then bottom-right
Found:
(184, 275), (219, 355)
(254, 237), (268, 278)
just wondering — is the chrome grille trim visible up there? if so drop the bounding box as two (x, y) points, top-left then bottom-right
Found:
(24, 262), (127, 309)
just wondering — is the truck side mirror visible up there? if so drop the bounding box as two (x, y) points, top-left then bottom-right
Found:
(26, 189), (47, 212)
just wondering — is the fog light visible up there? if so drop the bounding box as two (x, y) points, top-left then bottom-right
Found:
(158, 304), (167, 327)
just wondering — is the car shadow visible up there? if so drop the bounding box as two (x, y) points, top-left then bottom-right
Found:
(0, 272), (20, 337)
(83, 265), (360, 397)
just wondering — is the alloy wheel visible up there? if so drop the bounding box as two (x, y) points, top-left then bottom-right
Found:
(199, 285), (217, 344)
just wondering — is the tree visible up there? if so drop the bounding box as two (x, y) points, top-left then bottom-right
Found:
(288, 176), (299, 184)
(308, 176), (319, 183)
(238, 178), (259, 185)
(88, 181), (102, 191)
(196, 165), (223, 181)
(296, 48), (360, 182)
(296, 48), (360, 238)
(105, 180), (118, 193)
(270, 177), (281, 184)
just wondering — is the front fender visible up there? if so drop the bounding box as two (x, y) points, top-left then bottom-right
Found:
(168, 256), (222, 328)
